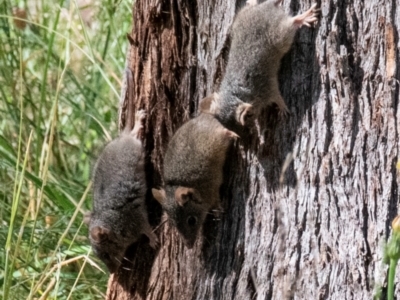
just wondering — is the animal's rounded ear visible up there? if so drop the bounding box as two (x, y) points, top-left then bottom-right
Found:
(152, 188), (166, 205)
(90, 226), (110, 243)
(175, 187), (197, 206)
(83, 212), (92, 225)
(235, 102), (255, 126)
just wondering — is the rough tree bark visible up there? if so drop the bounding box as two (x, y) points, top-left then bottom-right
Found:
(106, 0), (400, 299)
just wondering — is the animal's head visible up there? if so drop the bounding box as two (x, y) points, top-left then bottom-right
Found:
(85, 213), (127, 273)
(152, 187), (207, 248)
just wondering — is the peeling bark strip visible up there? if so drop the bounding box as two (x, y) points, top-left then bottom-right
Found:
(107, 0), (400, 299)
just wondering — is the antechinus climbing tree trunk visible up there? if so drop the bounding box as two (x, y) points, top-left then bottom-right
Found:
(106, 0), (400, 299)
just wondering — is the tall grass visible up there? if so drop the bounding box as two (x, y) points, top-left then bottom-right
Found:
(0, 0), (132, 298)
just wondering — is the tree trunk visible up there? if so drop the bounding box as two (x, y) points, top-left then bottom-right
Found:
(106, 0), (400, 299)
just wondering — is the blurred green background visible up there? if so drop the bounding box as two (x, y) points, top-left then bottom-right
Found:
(0, 0), (132, 298)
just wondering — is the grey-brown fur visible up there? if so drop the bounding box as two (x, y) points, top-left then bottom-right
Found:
(86, 104), (157, 272)
(152, 113), (238, 248)
(209, 0), (319, 128)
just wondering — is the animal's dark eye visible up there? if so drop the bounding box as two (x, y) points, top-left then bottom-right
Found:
(187, 216), (197, 227)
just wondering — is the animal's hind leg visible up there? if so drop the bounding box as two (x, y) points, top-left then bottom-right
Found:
(292, 3), (319, 28)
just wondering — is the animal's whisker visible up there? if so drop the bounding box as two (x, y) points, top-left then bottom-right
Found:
(114, 257), (122, 264)
(123, 256), (133, 263)
(153, 219), (168, 232)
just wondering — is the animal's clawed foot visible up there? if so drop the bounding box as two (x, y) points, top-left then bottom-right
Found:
(223, 128), (240, 140)
(147, 231), (159, 249)
(211, 206), (224, 220)
(199, 93), (220, 114)
(131, 109), (146, 138)
(135, 109), (146, 124)
(292, 3), (320, 28)
(246, 0), (258, 6)
(278, 105), (290, 120)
